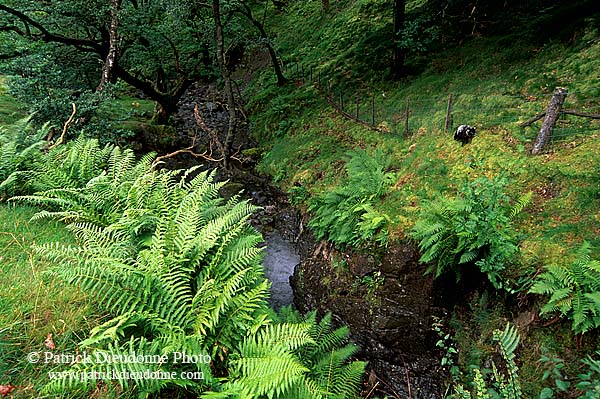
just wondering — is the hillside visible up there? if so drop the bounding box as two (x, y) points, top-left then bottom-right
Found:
(0, 0), (599, 397)
(244, 1), (600, 397)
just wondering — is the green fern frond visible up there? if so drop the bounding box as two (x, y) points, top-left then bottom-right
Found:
(530, 242), (600, 334)
(493, 323), (521, 399)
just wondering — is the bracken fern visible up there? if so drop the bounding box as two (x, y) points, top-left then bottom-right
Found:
(308, 148), (393, 248)
(529, 242), (600, 334)
(36, 166), (270, 396)
(203, 308), (366, 399)
(411, 176), (531, 290)
(0, 115), (49, 196)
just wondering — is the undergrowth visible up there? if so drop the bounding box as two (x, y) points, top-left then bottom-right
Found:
(246, 1), (600, 396)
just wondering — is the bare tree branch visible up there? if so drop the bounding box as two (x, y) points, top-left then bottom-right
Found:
(0, 4), (102, 53)
(49, 103), (77, 150)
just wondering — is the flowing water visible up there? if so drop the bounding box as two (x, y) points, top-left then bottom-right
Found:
(170, 81), (444, 398)
(261, 232), (300, 309)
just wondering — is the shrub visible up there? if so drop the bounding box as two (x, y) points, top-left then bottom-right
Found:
(529, 242), (600, 334)
(0, 115), (49, 197)
(411, 175), (531, 290)
(308, 148), (393, 248)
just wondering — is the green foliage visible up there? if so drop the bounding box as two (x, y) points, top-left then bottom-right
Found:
(432, 317), (460, 380)
(0, 115), (48, 196)
(10, 137), (156, 225)
(4, 135), (115, 194)
(35, 165), (270, 396)
(450, 323), (521, 399)
(3, 41), (109, 127)
(577, 352), (600, 398)
(308, 148), (393, 248)
(22, 150), (366, 398)
(411, 175), (532, 290)
(492, 323), (522, 399)
(206, 308), (366, 399)
(529, 242), (600, 334)
(538, 355), (570, 398)
(398, 14), (441, 54)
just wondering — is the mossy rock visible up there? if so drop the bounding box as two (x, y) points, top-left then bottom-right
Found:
(124, 122), (179, 150)
(242, 147), (263, 159)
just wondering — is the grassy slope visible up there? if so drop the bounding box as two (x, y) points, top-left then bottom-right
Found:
(247, 0), (600, 395)
(0, 76), (27, 125)
(0, 205), (101, 397)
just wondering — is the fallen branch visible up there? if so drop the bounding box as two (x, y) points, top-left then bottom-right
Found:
(520, 109), (600, 127)
(562, 109), (600, 119)
(194, 103), (226, 160)
(48, 102), (77, 149)
(519, 111), (546, 127)
(151, 138), (244, 169)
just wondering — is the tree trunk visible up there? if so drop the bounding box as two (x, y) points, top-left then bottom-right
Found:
(238, 4), (288, 86)
(97, 0), (121, 91)
(392, 0), (406, 80)
(213, 0), (236, 168)
(152, 101), (177, 125)
(531, 87), (568, 155)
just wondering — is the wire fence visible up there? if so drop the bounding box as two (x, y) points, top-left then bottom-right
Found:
(281, 60), (600, 144)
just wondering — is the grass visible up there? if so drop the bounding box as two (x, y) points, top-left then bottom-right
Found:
(0, 205), (101, 397)
(0, 76), (27, 125)
(247, 1), (600, 395)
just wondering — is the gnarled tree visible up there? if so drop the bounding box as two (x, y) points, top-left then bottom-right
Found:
(0, 0), (209, 124)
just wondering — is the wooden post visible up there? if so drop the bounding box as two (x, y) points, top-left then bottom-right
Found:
(295, 63), (299, 78)
(531, 87), (569, 155)
(310, 66), (313, 82)
(444, 93), (453, 134)
(301, 65), (305, 83)
(404, 97), (410, 136)
(371, 93), (375, 126)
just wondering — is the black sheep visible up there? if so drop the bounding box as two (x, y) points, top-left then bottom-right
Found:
(454, 124), (477, 145)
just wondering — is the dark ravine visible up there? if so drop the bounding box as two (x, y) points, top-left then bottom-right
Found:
(169, 78), (447, 398)
(290, 237), (447, 398)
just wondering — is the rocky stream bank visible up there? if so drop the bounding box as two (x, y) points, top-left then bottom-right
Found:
(159, 79), (447, 398)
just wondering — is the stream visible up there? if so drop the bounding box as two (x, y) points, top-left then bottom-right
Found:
(262, 232), (299, 309)
(164, 80), (445, 399)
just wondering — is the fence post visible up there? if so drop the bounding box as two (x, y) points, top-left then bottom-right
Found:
(371, 93), (375, 127)
(531, 87), (569, 155)
(444, 93), (453, 134)
(404, 98), (410, 136)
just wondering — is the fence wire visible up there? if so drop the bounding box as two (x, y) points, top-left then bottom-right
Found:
(283, 60), (600, 143)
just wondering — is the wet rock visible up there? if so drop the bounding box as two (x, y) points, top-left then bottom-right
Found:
(291, 239), (447, 399)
